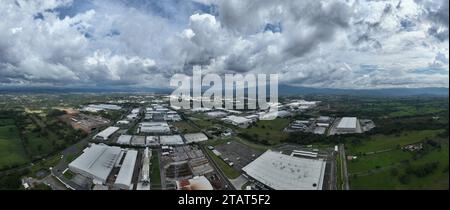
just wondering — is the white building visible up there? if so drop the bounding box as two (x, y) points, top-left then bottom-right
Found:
(139, 122), (170, 134)
(145, 136), (159, 146)
(114, 149), (138, 190)
(117, 135), (132, 145)
(222, 115), (253, 128)
(131, 136), (146, 147)
(82, 104), (122, 112)
(206, 111), (228, 118)
(68, 144), (122, 184)
(160, 135), (184, 145)
(184, 133), (208, 143)
(131, 108), (141, 114)
(336, 117), (358, 133)
(242, 150), (326, 190)
(94, 126), (120, 141)
(117, 120), (130, 125)
(126, 113), (138, 120)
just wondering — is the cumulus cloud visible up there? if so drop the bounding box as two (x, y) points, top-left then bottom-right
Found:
(0, 0), (448, 89)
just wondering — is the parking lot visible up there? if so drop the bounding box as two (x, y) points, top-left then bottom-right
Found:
(215, 141), (263, 171)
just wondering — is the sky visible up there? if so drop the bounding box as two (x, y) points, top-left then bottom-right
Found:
(0, 0), (448, 89)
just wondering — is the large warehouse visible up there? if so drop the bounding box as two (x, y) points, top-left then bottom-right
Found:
(138, 122), (171, 134)
(94, 126), (120, 141)
(242, 150), (326, 190)
(68, 144), (122, 184)
(222, 115), (253, 128)
(336, 117), (358, 133)
(160, 135), (184, 145)
(184, 133), (208, 143)
(114, 149), (138, 190)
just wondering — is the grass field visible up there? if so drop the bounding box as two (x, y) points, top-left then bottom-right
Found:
(237, 118), (291, 144)
(348, 149), (413, 174)
(204, 147), (241, 179)
(346, 130), (443, 154)
(0, 121), (29, 170)
(348, 130), (448, 189)
(150, 150), (161, 189)
(350, 145), (449, 189)
(171, 121), (200, 133)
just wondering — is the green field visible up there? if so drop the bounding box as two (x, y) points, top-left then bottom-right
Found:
(0, 121), (29, 170)
(348, 149), (413, 174)
(350, 145), (449, 189)
(172, 121), (200, 133)
(346, 130), (443, 154)
(204, 147), (241, 179)
(150, 150), (161, 189)
(348, 130), (448, 190)
(237, 118), (291, 145)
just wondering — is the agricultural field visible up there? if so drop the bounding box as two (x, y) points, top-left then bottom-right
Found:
(346, 130), (444, 154)
(0, 120), (29, 170)
(348, 130), (448, 189)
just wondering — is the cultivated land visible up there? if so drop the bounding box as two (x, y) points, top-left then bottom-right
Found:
(0, 122), (29, 169)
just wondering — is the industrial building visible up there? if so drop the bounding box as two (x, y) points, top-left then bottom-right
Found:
(138, 122), (171, 134)
(68, 144), (122, 184)
(336, 117), (358, 133)
(131, 136), (146, 147)
(137, 148), (151, 190)
(94, 126), (120, 141)
(222, 115), (253, 128)
(117, 135), (132, 145)
(82, 104), (122, 112)
(146, 136), (159, 146)
(58, 113), (110, 133)
(205, 111), (228, 118)
(242, 150), (326, 190)
(259, 110), (292, 120)
(160, 135), (185, 145)
(114, 149), (138, 190)
(184, 133), (208, 143)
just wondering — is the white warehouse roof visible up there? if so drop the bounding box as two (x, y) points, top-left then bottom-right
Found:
(184, 133), (208, 143)
(68, 144), (122, 183)
(94, 126), (119, 140)
(139, 122), (170, 133)
(114, 149), (138, 190)
(117, 135), (132, 145)
(160, 135), (184, 145)
(242, 150), (326, 190)
(337, 117), (358, 129)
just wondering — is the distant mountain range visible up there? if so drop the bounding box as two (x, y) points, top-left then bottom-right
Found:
(0, 85), (448, 97)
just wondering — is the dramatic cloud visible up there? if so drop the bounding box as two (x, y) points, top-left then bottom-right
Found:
(0, 0), (448, 88)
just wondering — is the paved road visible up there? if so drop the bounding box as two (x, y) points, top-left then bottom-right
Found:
(339, 144), (350, 190)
